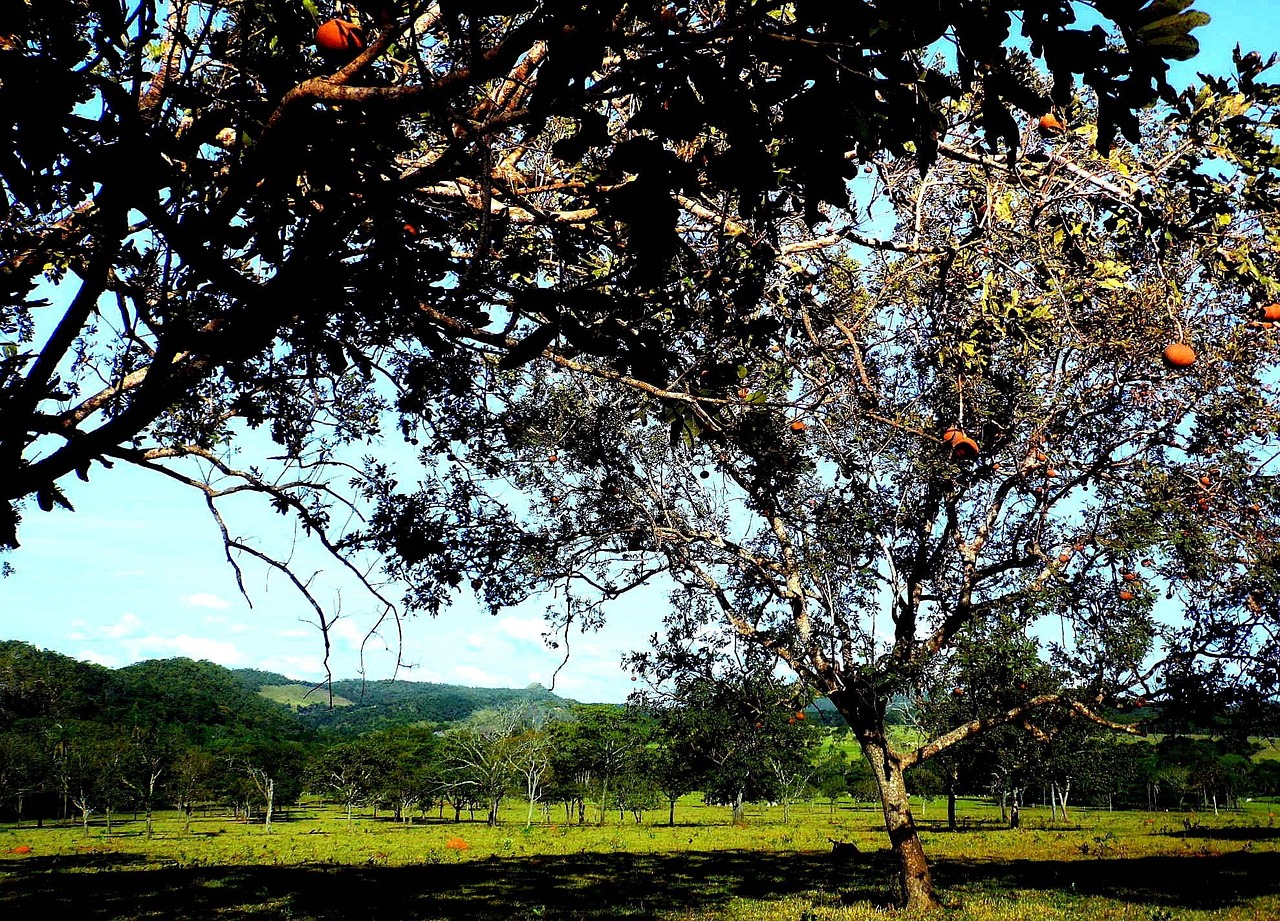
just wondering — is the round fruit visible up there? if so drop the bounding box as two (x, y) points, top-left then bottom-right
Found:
(1119, 590), (1136, 601)
(790, 420), (807, 431)
(794, 711), (805, 720)
(942, 427), (962, 445)
(1038, 113), (1066, 133)
(1199, 475), (1211, 487)
(548, 454), (558, 463)
(952, 687), (965, 696)
(1261, 303), (1280, 321)
(951, 434), (980, 460)
(315, 18), (364, 54)
(1045, 468), (1058, 478)
(1123, 571), (1139, 582)
(1162, 343), (1196, 368)
(1058, 552), (1072, 563)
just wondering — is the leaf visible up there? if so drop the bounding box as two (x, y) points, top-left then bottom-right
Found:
(1136, 12), (1209, 61)
(497, 324), (559, 370)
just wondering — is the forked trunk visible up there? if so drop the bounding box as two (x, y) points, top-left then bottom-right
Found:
(859, 739), (942, 911)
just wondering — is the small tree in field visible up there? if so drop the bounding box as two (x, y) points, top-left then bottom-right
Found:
(642, 653), (820, 826)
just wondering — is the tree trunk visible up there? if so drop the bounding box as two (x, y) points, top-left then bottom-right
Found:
(731, 790), (745, 826)
(947, 790), (957, 832)
(859, 739), (942, 911)
(264, 778), (274, 834)
(668, 797), (676, 826)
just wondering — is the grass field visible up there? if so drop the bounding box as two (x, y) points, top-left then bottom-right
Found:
(2, 797), (1278, 919)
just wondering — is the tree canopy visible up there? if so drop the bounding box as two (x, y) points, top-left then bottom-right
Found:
(7, 0), (1280, 910)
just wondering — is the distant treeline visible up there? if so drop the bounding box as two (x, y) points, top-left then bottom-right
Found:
(2, 642), (1278, 830)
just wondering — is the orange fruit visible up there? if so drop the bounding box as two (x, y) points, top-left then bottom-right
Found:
(790, 419), (807, 431)
(951, 434), (980, 460)
(315, 18), (364, 54)
(1058, 552), (1072, 563)
(1119, 590), (1136, 601)
(1162, 343), (1196, 368)
(1038, 113), (1066, 134)
(1261, 303), (1280, 322)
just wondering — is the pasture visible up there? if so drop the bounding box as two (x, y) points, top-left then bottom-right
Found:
(2, 797), (1278, 920)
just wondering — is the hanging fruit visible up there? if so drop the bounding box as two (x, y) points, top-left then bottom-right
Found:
(315, 18), (364, 55)
(1162, 343), (1196, 368)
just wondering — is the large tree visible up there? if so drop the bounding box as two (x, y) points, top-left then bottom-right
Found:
(6, 1), (1276, 910)
(3, 0), (1214, 608)
(469, 59), (1280, 908)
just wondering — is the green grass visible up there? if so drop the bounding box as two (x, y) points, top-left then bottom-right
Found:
(258, 684), (355, 710)
(2, 798), (1278, 919)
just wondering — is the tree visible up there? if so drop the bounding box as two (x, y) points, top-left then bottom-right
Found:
(2, 0), (1217, 659)
(545, 704), (646, 826)
(645, 653), (819, 826)
(366, 725), (438, 824)
(309, 737), (390, 823)
(6, 2), (1272, 911)
(0, 730), (44, 824)
(221, 740), (305, 832)
(480, 54), (1280, 908)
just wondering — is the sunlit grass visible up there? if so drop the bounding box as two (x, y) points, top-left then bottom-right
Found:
(1, 796), (1277, 919)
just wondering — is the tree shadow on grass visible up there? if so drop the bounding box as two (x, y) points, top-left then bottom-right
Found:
(1164, 826), (1280, 841)
(2, 848), (1279, 919)
(934, 851), (1280, 911)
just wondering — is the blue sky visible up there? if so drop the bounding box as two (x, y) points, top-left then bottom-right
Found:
(2, 1), (1274, 703)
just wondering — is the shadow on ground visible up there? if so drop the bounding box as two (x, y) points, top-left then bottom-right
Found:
(2, 847), (1278, 919)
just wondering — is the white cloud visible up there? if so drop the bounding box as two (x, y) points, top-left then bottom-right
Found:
(100, 613), (143, 639)
(202, 616), (253, 634)
(454, 664), (509, 687)
(77, 649), (121, 668)
(495, 616), (549, 645)
(328, 618), (371, 650)
(255, 654), (327, 680)
(466, 632), (489, 649)
(126, 634), (246, 665)
(274, 628), (310, 639)
(184, 592), (231, 610)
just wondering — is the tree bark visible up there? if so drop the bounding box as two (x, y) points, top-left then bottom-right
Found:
(859, 739), (942, 911)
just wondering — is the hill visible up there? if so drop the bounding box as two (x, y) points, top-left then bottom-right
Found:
(296, 678), (573, 735)
(0, 641), (307, 746)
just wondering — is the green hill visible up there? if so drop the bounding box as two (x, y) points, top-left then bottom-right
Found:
(258, 683), (355, 710)
(288, 678), (573, 735)
(0, 642), (307, 746)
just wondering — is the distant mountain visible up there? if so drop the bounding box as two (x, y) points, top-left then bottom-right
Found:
(231, 669), (575, 735)
(0, 641), (307, 745)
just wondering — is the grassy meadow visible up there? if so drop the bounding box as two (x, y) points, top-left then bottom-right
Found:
(3, 796), (1279, 920)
